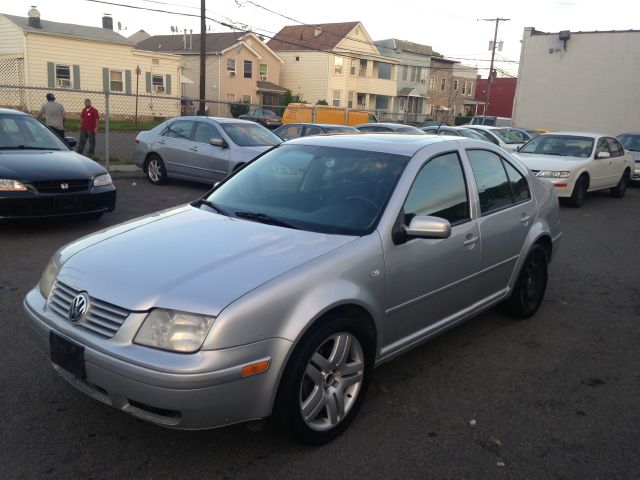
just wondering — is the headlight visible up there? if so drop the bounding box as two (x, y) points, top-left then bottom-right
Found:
(536, 171), (570, 179)
(0, 179), (27, 191)
(38, 257), (59, 298)
(93, 173), (112, 187)
(135, 309), (215, 353)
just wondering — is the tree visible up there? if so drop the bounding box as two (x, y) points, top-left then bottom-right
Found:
(316, 99), (328, 105)
(281, 89), (295, 106)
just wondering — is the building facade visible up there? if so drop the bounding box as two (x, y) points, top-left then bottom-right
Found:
(474, 77), (517, 118)
(513, 27), (640, 132)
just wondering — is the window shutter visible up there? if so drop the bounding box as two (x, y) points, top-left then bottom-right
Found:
(72, 65), (81, 89)
(125, 70), (132, 94)
(102, 67), (109, 92)
(145, 72), (151, 93)
(165, 74), (172, 95)
(47, 62), (55, 88)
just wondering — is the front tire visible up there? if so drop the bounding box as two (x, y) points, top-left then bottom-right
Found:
(566, 175), (588, 208)
(609, 170), (630, 198)
(502, 244), (549, 319)
(145, 154), (168, 185)
(275, 316), (373, 445)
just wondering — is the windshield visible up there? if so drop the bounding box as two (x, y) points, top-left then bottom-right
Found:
(492, 128), (526, 144)
(519, 135), (594, 158)
(617, 134), (640, 152)
(458, 129), (489, 141)
(206, 144), (409, 235)
(220, 122), (282, 147)
(0, 114), (67, 150)
(396, 126), (425, 134)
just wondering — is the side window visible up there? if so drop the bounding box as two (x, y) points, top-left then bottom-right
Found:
(475, 129), (499, 145)
(194, 122), (223, 144)
(304, 126), (324, 136)
(403, 152), (470, 226)
(502, 160), (531, 203)
(595, 137), (610, 156)
(282, 125), (304, 140)
(467, 149), (512, 215)
(605, 137), (624, 157)
(164, 120), (194, 140)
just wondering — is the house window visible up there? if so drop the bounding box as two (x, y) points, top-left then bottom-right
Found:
(109, 70), (123, 92)
(259, 63), (268, 81)
(429, 77), (436, 90)
(243, 95), (252, 103)
(227, 93), (236, 102)
(152, 58), (160, 65)
(334, 56), (343, 75)
(348, 91), (354, 108)
(410, 66), (420, 83)
(332, 89), (341, 107)
(462, 81), (468, 95)
(295, 56), (300, 62)
(244, 60), (252, 78)
(440, 78), (446, 90)
(466, 81), (473, 95)
(55, 64), (72, 88)
(350, 59), (356, 76)
(453, 80), (459, 91)
(402, 65), (408, 82)
(451, 105), (456, 116)
(227, 58), (236, 75)
(152, 74), (165, 93)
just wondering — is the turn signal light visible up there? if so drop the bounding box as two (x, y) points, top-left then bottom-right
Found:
(241, 360), (270, 378)
(554, 183), (567, 188)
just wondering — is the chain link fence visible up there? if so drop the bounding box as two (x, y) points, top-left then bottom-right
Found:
(1, 84), (458, 174)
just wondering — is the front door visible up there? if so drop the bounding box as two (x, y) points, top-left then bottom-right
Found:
(188, 121), (231, 182)
(591, 137), (614, 189)
(383, 150), (482, 352)
(154, 119), (196, 176)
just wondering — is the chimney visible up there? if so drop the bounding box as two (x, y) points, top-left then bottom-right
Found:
(189, 29), (193, 50)
(27, 6), (41, 29)
(183, 30), (187, 49)
(314, 26), (322, 37)
(102, 13), (113, 30)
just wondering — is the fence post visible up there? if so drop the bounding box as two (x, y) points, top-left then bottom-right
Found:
(105, 91), (110, 171)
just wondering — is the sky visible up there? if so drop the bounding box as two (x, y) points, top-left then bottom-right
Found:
(3, 0), (639, 76)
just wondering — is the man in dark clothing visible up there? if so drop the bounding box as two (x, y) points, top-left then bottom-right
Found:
(77, 98), (99, 158)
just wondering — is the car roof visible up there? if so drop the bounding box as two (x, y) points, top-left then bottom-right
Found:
(355, 122), (410, 128)
(280, 123), (356, 128)
(172, 116), (262, 125)
(539, 131), (605, 139)
(283, 133), (466, 156)
(467, 125), (501, 131)
(0, 108), (29, 116)
(617, 132), (640, 136)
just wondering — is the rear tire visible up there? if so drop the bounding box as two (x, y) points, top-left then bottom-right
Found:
(609, 170), (630, 198)
(145, 154), (168, 185)
(566, 175), (588, 208)
(502, 244), (549, 319)
(274, 315), (373, 445)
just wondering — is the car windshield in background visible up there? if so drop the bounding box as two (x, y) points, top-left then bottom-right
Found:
(0, 115), (66, 150)
(616, 134), (640, 152)
(519, 135), (594, 158)
(492, 128), (525, 144)
(459, 129), (489, 141)
(324, 126), (357, 134)
(207, 144), (408, 236)
(220, 123), (282, 147)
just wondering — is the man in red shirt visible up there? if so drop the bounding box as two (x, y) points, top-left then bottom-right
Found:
(77, 98), (99, 158)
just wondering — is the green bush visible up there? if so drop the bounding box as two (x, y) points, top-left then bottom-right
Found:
(455, 115), (473, 126)
(230, 102), (250, 118)
(316, 99), (328, 105)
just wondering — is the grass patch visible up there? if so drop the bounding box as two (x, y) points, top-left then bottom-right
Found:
(65, 117), (165, 133)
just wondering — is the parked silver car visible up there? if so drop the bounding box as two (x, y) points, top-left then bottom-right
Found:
(133, 116), (282, 185)
(355, 123), (425, 134)
(24, 134), (562, 444)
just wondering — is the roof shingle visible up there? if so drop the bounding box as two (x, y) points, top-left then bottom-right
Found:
(136, 32), (245, 54)
(267, 22), (360, 51)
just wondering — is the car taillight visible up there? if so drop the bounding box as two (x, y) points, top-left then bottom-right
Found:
(134, 139), (140, 144)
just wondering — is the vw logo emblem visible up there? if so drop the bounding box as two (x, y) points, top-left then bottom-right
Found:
(69, 293), (89, 323)
(60, 183), (69, 190)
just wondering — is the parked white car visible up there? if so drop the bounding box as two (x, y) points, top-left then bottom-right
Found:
(466, 125), (525, 152)
(514, 132), (633, 207)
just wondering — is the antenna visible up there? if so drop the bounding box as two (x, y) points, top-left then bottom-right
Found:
(117, 21), (127, 32)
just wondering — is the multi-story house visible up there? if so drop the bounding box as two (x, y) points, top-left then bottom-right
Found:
(137, 31), (287, 108)
(267, 22), (399, 113)
(0, 8), (181, 117)
(451, 64), (480, 116)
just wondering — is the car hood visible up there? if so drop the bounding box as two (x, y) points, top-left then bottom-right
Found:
(513, 152), (589, 171)
(0, 150), (106, 181)
(56, 205), (356, 315)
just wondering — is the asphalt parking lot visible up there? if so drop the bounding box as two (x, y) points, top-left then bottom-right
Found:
(1, 178), (639, 479)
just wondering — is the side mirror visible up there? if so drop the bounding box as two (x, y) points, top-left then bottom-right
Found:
(210, 138), (228, 148)
(405, 215), (451, 239)
(64, 136), (77, 148)
(596, 151), (611, 159)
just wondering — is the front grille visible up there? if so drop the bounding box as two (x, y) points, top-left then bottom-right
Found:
(48, 282), (130, 338)
(33, 179), (91, 193)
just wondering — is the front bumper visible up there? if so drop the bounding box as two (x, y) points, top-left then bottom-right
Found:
(539, 177), (574, 198)
(633, 163), (640, 181)
(23, 287), (292, 429)
(0, 186), (116, 218)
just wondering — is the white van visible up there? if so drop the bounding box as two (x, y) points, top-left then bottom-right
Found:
(469, 116), (512, 127)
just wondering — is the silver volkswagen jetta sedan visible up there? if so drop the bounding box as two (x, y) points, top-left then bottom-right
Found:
(24, 134), (562, 444)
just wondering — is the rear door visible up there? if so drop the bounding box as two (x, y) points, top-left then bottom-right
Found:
(605, 137), (627, 185)
(187, 121), (231, 182)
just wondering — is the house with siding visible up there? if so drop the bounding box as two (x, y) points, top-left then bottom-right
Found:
(0, 8), (181, 118)
(267, 22), (399, 113)
(137, 32), (287, 108)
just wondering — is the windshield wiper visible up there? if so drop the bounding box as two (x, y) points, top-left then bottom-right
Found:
(190, 198), (228, 216)
(235, 210), (300, 230)
(0, 145), (60, 150)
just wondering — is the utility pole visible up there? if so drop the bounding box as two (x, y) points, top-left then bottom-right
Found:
(199, 0), (206, 115)
(481, 17), (509, 116)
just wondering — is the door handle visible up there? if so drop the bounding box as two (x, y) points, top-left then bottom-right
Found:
(463, 235), (479, 247)
(520, 214), (531, 226)
(158, 140), (166, 145)
(189, 147), (198, 151)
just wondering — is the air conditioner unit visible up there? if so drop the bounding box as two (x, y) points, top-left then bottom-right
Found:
(57, 79), (71, 88)
(259, 74), (267, 81)
(227, 71), (236, 77)
(153, 85), (165, 93)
